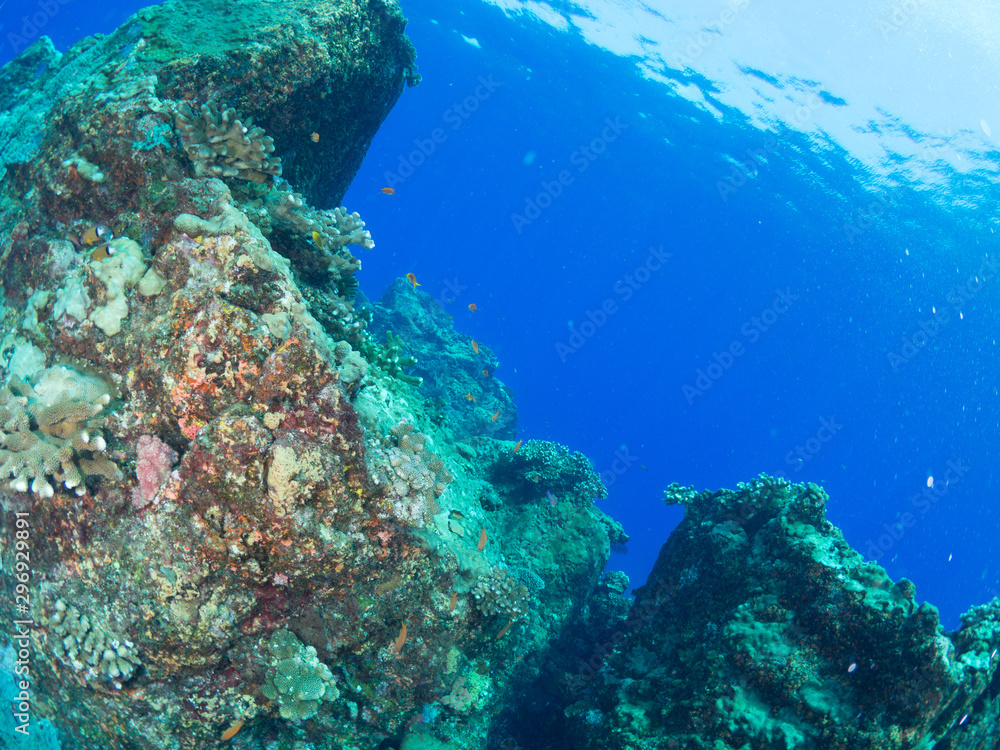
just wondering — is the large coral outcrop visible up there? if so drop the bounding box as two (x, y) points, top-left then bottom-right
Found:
(369, 279), (519, 439)
(0, 2), (623, 749)
(536, 476), (1000, 750)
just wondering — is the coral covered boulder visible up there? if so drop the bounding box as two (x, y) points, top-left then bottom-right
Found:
(546, 476), (1000, 749)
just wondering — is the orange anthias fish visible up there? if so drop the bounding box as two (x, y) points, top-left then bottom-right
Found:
(394, 622), (408, 654)
(220, 720), (244, 742)
(448, 592), (457, 613)
(512, 439), (523, 455)
(465, 392), (476, 402)
(381, 187), (396, 195)
(482, 369), (490, 378)
(471, 340), (479, 354)
(491, 409), (500, 422)
(468, 303), (477, 312)
(406, 272), (420, 289)
(496, 618), (514, 639)
(477, 528), (488, 552)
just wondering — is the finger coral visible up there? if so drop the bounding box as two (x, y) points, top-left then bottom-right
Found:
(175, 101), (282, 183)
(0, 365), (120, 497)
(265, 186), (373, 281)
(260, 185), (373, 342)
(377, 331), (422, 387)
(44, 599), (141, 689)
(383, 421), (452, 525)
(472, 567), (529, 620)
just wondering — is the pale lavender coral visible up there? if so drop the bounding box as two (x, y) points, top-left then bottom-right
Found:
(132, 435), (177, 508)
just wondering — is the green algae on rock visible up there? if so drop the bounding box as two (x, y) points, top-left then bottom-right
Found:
(544, 476), (1000, 750)
(136, 0), (420, 207)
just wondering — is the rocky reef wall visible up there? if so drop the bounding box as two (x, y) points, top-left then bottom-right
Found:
(0, 2), (625, 749)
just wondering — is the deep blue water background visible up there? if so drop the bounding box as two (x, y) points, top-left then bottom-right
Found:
(3, 0), (999, 630)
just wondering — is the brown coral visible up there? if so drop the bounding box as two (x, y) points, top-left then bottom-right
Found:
(0, 366), (120, 497)
(384, 421), (452, 525)
(471, 567), (529, 620)
(175, 101), (282, 183)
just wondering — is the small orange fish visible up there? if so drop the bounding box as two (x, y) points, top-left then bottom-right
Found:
(468, 303), (477, 312)
(482, 369), (490, 378)
(448, 592), (457, 612)
(465, 392), (476, 402)
(471, 340), (479, 354)
(406, 272), (420, 289)
(477, 528), (488, 552)
(381, 187), (395, 195)
(220, 720), (244, 741)
(491, 409), (500, 422)
(496, 618), (514, 639)
(394, 622), (407, 654)
(512, 439), (523, 455)
(310, 132), (320, 142)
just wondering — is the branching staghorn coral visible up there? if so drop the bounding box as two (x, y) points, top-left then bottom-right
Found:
(264, 186), (373, 285)
(175, 101), (282, 183)
(44, 599), (141, 689)
(0, 365), (121, 497)
(265, 186), (374, 253)
(258, 185), (373, 343)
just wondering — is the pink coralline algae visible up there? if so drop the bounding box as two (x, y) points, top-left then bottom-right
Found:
(132, 434), (178, 508)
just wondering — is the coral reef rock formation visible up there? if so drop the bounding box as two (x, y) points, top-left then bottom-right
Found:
(0, 1), (623, 749)
(533, 476), (1000, 750)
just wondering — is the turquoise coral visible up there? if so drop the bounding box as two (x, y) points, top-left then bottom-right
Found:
(260, 629), (339, 721)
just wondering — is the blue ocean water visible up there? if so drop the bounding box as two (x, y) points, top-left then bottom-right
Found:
(3, 0), (997, 639)
(346, 0), (1000, 632)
